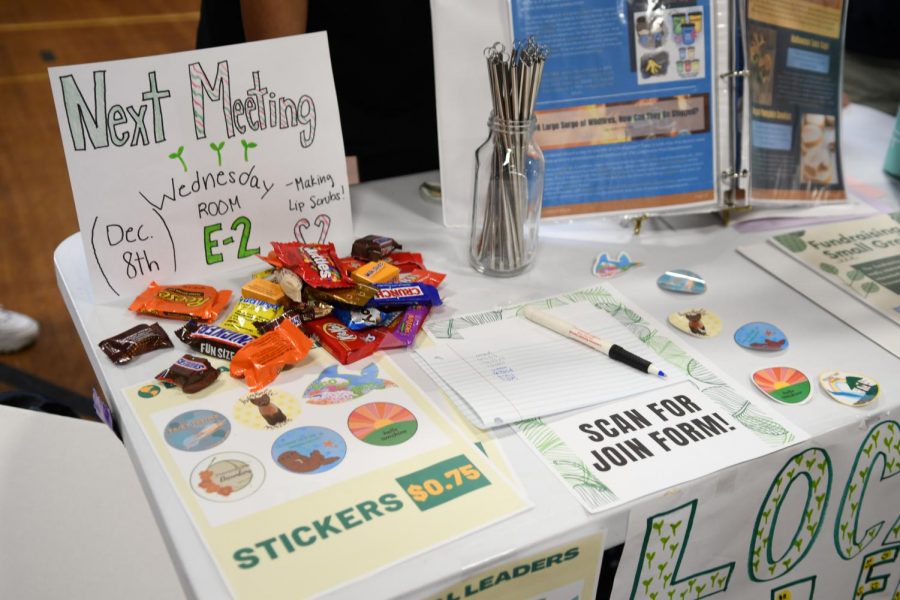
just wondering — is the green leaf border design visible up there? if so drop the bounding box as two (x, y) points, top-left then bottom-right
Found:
(425, 285), (799, 510)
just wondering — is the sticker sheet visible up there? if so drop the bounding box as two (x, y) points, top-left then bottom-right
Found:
(123, 350), (529, 598)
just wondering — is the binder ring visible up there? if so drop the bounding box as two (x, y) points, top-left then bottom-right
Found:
(719, 69), (749, 79)
(721, 168), (749, 180)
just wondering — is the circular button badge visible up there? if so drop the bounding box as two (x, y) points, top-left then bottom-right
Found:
(752, 367), (811, 405)
(657, 269), (706, 294)
(164, 410), (231, 452)
(735, 322), (788, 351)
(819, 371), (879, 407)
(668, 308), (722, 337)
(272, 426), (346, 474)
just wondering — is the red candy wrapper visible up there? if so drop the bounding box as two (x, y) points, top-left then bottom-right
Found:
(256, 250), (285, 269)
(386, 252), (426, 270)
(129, 282), (231, 322)
(304, 315), (385, 364)
(272, 242), (354, 288)
(230, 319), (313, 391)
(398, 268), (446, 287)
(339, 256), (368, 278)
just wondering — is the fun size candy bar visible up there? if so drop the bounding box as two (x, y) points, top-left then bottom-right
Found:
(176, 320), (254, 361)
(221, 297), (284, 337)
(99, 323), (173, 365)
(379, 304), (430, 349)
(304, 316), (385, 364)
(350, 235), (402, 261)
(351, 261), (400, 285)
(230, 319), (313, 391)
(156, 354), (219, 394)
(271, 242), (354, 289)
(332, 307), (400, 331)
(367, 282), (442, 308)
(129, 282), (231, 322)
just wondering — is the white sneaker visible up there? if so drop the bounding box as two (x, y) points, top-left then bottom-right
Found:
(0, 307), (39, 352)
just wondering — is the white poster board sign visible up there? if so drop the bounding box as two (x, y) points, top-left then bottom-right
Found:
(611, 418), (900, 599)
(50, 32), (352, 302)
(527, 380), (797, 513)
(431, 0), (511, 228)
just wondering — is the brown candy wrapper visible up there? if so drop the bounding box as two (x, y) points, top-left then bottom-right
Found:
(350, 235), (403, 261)
(254, 303), (332, 336)
(156, 354), (219, 394)
(230, 319), (313, 391)
(129, 282), (231, 322)
(304, 283), (376, 308)
(99, 323), (173, 365)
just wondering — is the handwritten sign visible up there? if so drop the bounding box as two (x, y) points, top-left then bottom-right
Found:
(50, 33), (351, 302)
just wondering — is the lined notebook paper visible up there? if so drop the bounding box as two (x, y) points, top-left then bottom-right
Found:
(415, 301), (684, 428)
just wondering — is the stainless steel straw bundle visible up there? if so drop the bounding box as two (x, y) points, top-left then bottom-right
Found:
(485, 38), (547, 124)
(471, 38), (549, 275)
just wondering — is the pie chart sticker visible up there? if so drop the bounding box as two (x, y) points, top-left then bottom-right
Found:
(348, 402), (418, 446)
(752, 367), (812, 405)
(164, 410), (231, 452)
(819, 370), (880, 407)
(734, 322), (788, 351)
(272, 426), (346, 474)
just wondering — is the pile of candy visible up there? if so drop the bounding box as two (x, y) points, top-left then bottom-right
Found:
(97, 235), (444, 393)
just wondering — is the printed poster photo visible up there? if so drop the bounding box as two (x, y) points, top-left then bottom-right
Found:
(634, 6), (706, 85)
(800, 113), (837, 185)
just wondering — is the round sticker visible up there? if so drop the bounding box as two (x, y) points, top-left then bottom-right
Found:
(272, 426), (346, 474)
(190, 452), (265, 502)
(233, 388), (300, 430)
(164, 410), (231, 452)
(348, 402), (418, 446)
(138, 384), (161, 398)
(668, 308), (721, 337)
(735, 322), (788, 351)
(752, 367), (811, 405)
(657, 269), (706, 294)
(819, 371), (880, 407)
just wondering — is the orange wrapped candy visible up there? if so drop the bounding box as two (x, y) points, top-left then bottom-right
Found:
(230, 319), (313, 391)
(129, 282), (231, 322)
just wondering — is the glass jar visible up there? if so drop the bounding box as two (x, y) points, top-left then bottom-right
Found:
(469, 115), (545, 277)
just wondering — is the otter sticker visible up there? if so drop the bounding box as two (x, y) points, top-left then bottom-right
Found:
(271, 426), (346, 474)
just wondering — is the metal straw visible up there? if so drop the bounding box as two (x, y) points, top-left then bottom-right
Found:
(474, 38), (549, 273)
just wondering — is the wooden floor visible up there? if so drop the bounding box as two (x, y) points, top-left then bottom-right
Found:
(0, 1), (199, 399)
